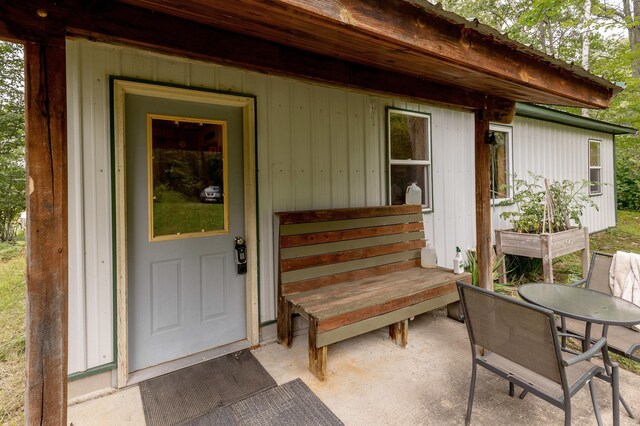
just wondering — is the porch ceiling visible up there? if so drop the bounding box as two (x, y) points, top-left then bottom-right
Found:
(119, 0), (620, 109)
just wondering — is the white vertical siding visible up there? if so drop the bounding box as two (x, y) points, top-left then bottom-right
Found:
(66, 39), (618, 375)
(491, 116), (616, 234)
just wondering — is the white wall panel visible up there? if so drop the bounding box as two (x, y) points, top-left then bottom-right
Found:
(67, 39), (619, 375)
(329, 90), (350, 207)
(492, 116), (616, 235)
(347, 93), (366, 208)
(310, 88), (333, 209)
(291, 83), (313, 210)
(67, 41), (87, 374)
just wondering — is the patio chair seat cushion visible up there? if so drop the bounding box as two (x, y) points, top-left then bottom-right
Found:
(481, 351), (603, 400)
(560, 317), (640, 359)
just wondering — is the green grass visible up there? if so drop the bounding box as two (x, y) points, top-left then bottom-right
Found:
(498, 210), (640, 375)
(554, 210), (640, 284)
(0, 240), (25, 425)
(153, 201), (225, 237)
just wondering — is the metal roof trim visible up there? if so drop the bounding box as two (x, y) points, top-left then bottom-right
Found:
(515, 103), (636, 135)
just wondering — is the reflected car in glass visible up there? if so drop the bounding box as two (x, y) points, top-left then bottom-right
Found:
(200, 185), (223, 203)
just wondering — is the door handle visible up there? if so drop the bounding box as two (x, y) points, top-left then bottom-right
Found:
(234, 236), (247, 275)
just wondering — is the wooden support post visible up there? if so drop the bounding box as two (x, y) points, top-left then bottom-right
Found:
(308, 317), (327, 381)
(474, 110), (493, 290)
(582, 227), (590, 279)
(495, 230), (507, 285)
(389, 319), (408, 347)
(541, 233), (553, 283)
(24, 40), (68, 424)
(277, 297), (293, 347)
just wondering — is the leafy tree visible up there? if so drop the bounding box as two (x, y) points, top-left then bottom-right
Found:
(439, 0), (640, 211)
(0, 42), (25, 241)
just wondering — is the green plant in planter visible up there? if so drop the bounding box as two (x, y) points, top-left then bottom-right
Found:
(498, 173), (598, 234)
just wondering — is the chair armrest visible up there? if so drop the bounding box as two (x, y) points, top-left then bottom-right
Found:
(562, 337), (607, 367)
(558, 332), (586, 342)
(570, 278), (587, 288)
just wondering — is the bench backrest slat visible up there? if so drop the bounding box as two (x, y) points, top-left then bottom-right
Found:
(280, 222), (423, 248)
(277, 205), (425, 297)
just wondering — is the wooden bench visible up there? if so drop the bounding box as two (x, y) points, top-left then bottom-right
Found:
(275, 205), (470, 380)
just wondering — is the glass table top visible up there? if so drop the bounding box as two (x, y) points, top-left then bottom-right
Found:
(519, 283), (640, 326)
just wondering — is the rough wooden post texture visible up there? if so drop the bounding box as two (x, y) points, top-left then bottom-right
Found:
(474, 111), (493, 290)
(277, 297), (293, 347)
(495, 230), (508, 285)
(541, 233), (553, 283)
(582, 227), (590, 279)
(389, 319), (409, 347)
(24, 40), (68, 425)
(308, 317), (327, 381)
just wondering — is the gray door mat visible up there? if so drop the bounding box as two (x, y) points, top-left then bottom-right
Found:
(139, 350), (277, 426)
(184, 378), (344, 426)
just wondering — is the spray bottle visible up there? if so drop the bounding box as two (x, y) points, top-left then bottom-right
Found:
(453, 246), (464, 274)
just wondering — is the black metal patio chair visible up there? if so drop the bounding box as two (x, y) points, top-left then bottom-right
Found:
(456, 281), (609, 426)
(562, 252), (640, 363)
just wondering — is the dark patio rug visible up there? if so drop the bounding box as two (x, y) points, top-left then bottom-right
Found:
(139, 350), (277, 426)
(184, 378), (344, 426)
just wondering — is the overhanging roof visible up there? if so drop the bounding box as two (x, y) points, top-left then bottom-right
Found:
(0, 0), (621, 118)
(119, 0), (620, 109)
(516, 103), (637, 135)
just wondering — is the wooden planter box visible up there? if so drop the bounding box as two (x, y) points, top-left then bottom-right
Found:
(495, 227), (590, 283)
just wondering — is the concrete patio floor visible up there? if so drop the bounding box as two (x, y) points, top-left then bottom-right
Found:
(68, 309), (640, 425)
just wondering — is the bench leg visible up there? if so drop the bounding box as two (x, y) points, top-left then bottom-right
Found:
(389, 319), (408, 347)
(308, 317), (327, 380)
(447, 301), (465, 322)
(277, 297), (293, 347)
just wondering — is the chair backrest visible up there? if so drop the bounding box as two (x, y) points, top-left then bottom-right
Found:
(457, 282), (563, 385)
(586, 252), (614, 295)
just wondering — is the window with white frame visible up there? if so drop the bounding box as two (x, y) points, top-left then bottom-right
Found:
(489, 124), (513, 201)
(589, 139), (602, 196)
(387, 109), (432, 210)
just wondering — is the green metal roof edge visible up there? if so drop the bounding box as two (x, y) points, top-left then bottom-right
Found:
(515, 103), (637, 135)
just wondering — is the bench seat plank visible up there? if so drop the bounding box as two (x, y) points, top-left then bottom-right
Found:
(287, 267), (464, 332)
(289, 266), (457, 309)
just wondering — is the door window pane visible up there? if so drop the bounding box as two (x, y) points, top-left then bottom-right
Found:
(148, 115), (228, 240)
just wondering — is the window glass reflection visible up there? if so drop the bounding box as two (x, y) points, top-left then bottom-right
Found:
(149, 115), (227, 240)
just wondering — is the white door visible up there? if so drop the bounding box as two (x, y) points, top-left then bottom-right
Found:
(125, 94), (247, 372)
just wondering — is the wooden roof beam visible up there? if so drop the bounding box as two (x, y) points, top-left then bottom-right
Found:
(120, 0), (619, 109)
(0, 1), (515, 122)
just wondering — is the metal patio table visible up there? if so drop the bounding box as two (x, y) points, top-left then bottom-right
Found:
(519, 283), (640, 426)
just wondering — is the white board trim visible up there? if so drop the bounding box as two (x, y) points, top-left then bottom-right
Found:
(112, 79), (259, 388)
